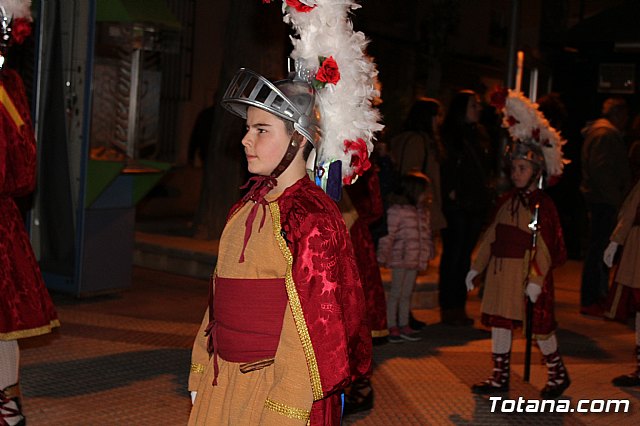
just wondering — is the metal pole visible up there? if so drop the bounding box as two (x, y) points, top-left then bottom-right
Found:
(499, 0), (521, 190)
(127, 48), (141, 160)
(505, 0), (520, 88)
(529, 68), (539, 102)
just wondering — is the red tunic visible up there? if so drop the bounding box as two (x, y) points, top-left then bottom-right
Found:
(0, 69), (59, 340)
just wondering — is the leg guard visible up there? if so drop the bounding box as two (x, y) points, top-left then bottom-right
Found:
(0, 383), (25, 426)
(540, 351), (570, 399)
(612, 345), (640, 387)
(471, 352), (510, 394)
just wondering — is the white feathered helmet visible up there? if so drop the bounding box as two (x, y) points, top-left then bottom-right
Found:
(490, 87), (567, 180)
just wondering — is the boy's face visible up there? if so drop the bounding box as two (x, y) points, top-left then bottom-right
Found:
(242, 106), (291, 176)
(510, 158), (537, 190)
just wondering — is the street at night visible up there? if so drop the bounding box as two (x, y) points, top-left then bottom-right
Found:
(18, 246), (640, 424)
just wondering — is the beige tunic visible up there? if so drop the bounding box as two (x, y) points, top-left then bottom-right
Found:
(611, 179), (640, 289)
(189, 195), (313, 425)
(472, 198), (552, 321)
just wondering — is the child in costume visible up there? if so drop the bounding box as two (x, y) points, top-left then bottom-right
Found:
(187, 68), (371, 425)
(466, 89), (569, 399)
(377, 172), (434, 343)
(1, 3), (60, 425)
(342, 168), (388, 415)
(603, 178), (640, 387)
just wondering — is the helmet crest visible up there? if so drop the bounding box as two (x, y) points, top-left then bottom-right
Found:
(491, 87), (568, 178)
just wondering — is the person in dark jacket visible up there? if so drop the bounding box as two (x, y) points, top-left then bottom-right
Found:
(579, 97), (631, 317)
(438, 90), (495, 326)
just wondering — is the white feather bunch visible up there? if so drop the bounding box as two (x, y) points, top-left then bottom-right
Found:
(497, 89), (567, 177)
(282, 0), (384, 184)
(0, 0), (31, 20)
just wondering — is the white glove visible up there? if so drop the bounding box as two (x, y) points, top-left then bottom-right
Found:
(525, 282), (542, 303)
(603, 241), (619, 268)
(191, 391), (197, 405)
(465, 270), (479, 292)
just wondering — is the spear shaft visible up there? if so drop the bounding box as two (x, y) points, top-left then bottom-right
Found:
(524, 193), (540, 382)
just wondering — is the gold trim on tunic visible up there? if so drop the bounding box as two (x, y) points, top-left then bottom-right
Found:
(264, 398), (311, 421)
(0, 85), (25, 129)
(269, 202), (323, 401)
(0, 320), (60, 341)
(190, 363), (206, 374)
(371, 329), (389, 338)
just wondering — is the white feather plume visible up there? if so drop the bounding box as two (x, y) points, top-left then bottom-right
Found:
(282, 0), (384, 185)
(0, 0), (31, 20)
(494, 89), (567, 177)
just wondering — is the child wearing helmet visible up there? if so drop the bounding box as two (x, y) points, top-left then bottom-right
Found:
(465, 139), (570, 399)
(187, 68), (371, 425)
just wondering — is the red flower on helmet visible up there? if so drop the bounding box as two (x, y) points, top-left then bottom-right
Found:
(286, 0), (316, 13)
(343, 138), (371, 184)
(315, 56), (340, 85)
(490, 87), (508, 110)
(11, 19), (31, 45)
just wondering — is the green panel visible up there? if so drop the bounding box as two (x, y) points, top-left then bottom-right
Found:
(96, 0), (181, 29)
(129, 160), (171, 205)
(85, 160), (125, 208)
(95, 0), (131, 23)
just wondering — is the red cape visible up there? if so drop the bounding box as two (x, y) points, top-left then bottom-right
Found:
(230, 176), (372, 424)
(0, 69), (59, 339)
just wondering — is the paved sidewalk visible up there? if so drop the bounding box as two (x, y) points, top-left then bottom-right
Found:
(19, 259), (640, 425)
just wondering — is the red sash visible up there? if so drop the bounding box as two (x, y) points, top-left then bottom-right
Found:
(490, 223), (531, 258)
(210, 276), (287, 363)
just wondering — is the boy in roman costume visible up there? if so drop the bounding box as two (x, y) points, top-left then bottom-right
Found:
(466, 89), (570, 399)
(188, 1), (383, 424)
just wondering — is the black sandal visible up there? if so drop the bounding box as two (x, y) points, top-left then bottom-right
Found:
(343, 378), (374, 416)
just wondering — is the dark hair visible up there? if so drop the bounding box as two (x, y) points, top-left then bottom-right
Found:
(283, 119), (295, 135)
(279, 118), (314, 160)
(403, 98), (441, 138)
(442, 90), (476, 135)
(302, 139), (314, 160)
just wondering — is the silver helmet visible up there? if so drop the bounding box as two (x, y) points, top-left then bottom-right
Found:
(221, 68), (321, 145)
(506, 139), (546, 173)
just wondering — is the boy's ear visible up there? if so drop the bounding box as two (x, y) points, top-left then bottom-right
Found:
(291, 131), (306, 148)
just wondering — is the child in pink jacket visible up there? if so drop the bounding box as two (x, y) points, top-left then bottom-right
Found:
(377, 172), (434, 342)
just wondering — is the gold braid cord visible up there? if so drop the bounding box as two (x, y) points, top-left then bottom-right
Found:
(269, 202), (323, 401)
(264, 398), (311, 421)
(190, 363), (206, 374)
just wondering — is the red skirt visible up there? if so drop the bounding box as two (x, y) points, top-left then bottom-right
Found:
(604, 281), (640, 323)
(0, 197), (59, 340)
